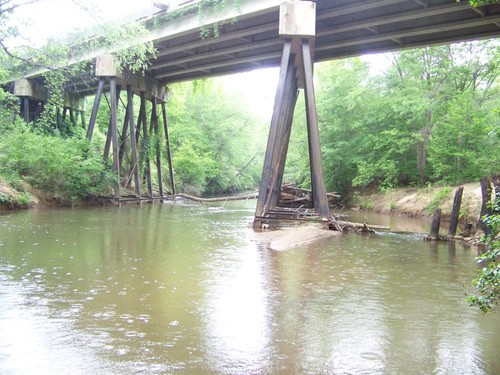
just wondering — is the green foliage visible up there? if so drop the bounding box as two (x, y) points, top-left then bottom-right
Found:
(0, 126), (115, 201)
(284, 41), (500, 196)
(150, 0), (241, 39)
(167, 80), (264, 195)
(426, 186), (452, 214)
(468, 0), (500, 5)
(469, 194), (500, 313)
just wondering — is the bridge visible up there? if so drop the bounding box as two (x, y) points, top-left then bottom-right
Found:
(4, 0), (500, 227)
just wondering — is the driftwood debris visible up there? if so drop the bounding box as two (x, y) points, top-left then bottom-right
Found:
(176, 184), (340, 205)
(280, 184), (340, 206)
(176, 192), (258, 203)
(327, 214), (389, 233)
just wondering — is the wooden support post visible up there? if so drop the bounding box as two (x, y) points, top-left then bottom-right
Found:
(302, 39), (329, 219)
(87, 78), (104, 141)
(161, 102), (176, 197)
(429, 208), (442, 240)
(33, 102), (40, 124)
(448, 186), (464, 238)
(104, 86), (121, 162)
(103, 118), (113, 162)
(151, 98), (164, 198)
(56, 108), (61, 129)
(127, 85), (141, 198)
(75, 110), (80, 127)
(69, 108), (75, 126)
(119, 98), (130, 168)
(109, 78), (121, 199)
(265, 54), (298, 211)
(254, 39), (293, 227)
(141, 92), (153, 198)
(136, 93), (145, 142)
(478, 176), (493, 235)
(273, 87), (299, 208)
(23, 97), (30, 123)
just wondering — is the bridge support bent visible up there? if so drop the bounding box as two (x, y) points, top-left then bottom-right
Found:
(86, 55), (176, 201)
(254, 0), (329, 227)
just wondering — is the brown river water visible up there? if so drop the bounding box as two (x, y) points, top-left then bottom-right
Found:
(0, 201), (499, 374)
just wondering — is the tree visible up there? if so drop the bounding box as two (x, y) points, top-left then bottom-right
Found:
(469, 192), (500, 313)
(167, 80), (265, 196)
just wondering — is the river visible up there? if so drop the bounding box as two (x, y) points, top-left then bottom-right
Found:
(0, 201), (498, 374)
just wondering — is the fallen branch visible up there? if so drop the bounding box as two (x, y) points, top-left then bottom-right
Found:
(176, 192), (258, 203)
(328, 215), (389, 233)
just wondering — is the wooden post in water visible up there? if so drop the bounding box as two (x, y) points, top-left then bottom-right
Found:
(478, 176), (493, 235)
(127, 85), (141, 198)
(302, 39), (329, 218)
(254, 39), (293, 228)
(161, 102), (176, 197)
(140, 92), (153, 198)
(119, 96), (130, 169)
(151, 98), (164, 199)
(109, 78), (121, 199)
(448, 186), (463, 238)
(104, 87), (121, 163)
(429, 208), (442, 240)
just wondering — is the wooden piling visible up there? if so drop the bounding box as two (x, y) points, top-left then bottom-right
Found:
(127, 85), (141, 198)
(161, 102), (176, 197)
(118, 99), (130, 168)
(104, 86), (121, 162)
(254, 39), (293, 228)
(109, 78), (120, 199)
(478, 176), (493, 235)
(429, 208), (442, 240)
(448, 186), (463, 238)
(302, 39), (329, 219)
(263, 45), (298, 212)
(23, 97), (29, 122)
(151, 99), (164, 198)
(140, 92), (153, 198)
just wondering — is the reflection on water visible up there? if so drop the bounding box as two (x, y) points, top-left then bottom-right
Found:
(0, 202), (499, 374)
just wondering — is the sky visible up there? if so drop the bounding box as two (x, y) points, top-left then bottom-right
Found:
(10, 0), (149, 46)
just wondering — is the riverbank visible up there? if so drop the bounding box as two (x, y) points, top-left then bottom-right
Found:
(351, 182), (482, 225)
(0, 177), (484, 230)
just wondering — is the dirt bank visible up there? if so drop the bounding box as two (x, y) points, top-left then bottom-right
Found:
(352, 182), (483, 224)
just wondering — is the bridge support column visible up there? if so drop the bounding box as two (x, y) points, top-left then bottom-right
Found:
(90, 55), (172, 201)
(13, 78), (47, 124)
(254, 0), (329, 227)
